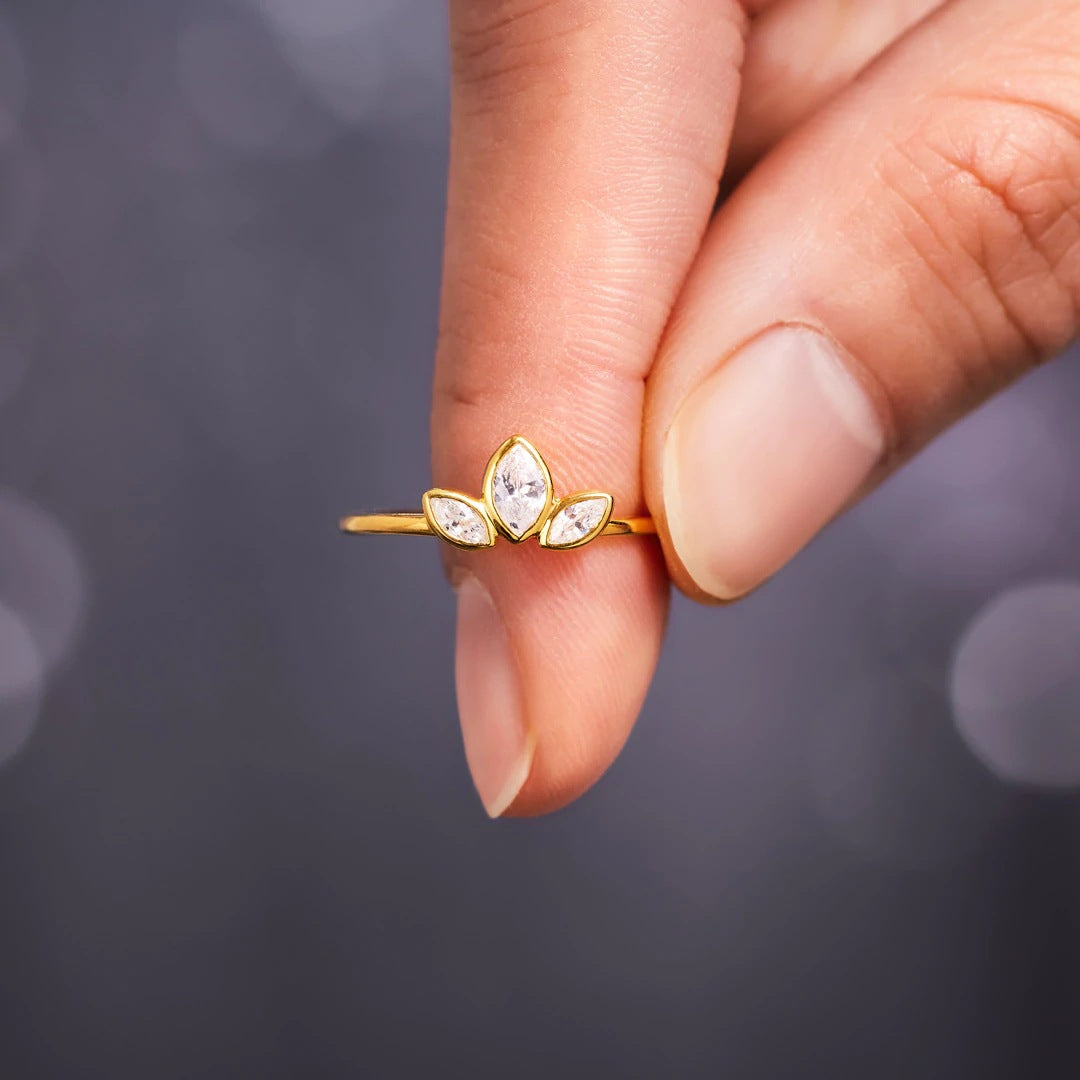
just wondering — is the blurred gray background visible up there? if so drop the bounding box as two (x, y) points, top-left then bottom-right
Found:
(0, 2), (1078, 1077)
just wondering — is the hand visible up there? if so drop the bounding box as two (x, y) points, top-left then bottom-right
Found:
(432, 0), (1080, 816)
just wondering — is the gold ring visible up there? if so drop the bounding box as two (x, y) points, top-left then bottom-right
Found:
(340, 435), (656, 551)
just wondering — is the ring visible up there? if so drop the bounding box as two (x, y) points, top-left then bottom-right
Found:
(340, 435), (656, 551)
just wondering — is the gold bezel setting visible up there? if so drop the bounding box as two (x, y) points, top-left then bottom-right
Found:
(539, 491), (614, 550)
(422, 489), (497, 549)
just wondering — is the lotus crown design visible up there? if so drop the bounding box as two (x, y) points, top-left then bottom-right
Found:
(421, 435), (614, 551)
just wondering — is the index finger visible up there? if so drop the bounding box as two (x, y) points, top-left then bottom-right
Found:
(435, 0), (751, 815)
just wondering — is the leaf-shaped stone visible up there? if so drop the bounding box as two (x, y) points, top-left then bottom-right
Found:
(486, 438), (551, 539)
(541, 493), (612, 549)
(424, 492), (494, 548)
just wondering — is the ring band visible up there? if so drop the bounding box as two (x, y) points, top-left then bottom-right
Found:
(340, 512), (657, 540)
(340, 435), (656, 551)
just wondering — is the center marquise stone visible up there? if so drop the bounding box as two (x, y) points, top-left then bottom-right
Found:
(491, 444), (548, 537)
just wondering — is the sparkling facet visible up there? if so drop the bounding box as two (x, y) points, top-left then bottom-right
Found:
(546, 497), (608, 548)
(429, 497), (488, 547)
(490, 443), (548, 538)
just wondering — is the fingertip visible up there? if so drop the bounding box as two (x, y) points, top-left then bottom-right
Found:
(455, 541), (668, 818)
(455, 572), (535, 818)
(656, 325), (885, 602)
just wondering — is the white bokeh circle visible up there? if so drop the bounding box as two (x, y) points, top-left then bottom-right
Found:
(253, 0), (442, 127)
(177, 16), (299, 155)
(951, 580), (1080, 790)
(0, 142), (43, 273)
(0, 601), (44, 768)
(0, 10), (26, 148)
(0, 491), (87, 671)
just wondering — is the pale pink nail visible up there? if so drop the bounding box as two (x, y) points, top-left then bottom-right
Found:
(663, 325), (884, 599)
(454, 574), (535, 817)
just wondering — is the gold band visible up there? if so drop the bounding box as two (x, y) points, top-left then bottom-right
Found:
(340, 512), (656, 538)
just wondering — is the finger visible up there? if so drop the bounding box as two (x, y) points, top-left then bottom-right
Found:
(730, 0), (945, 174)
(645, 0), (1080, 603)
(435, 0), (748, 816)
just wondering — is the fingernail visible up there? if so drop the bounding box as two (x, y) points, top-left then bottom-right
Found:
(454, 574), (535, 817)
(664, 325), (884, 599)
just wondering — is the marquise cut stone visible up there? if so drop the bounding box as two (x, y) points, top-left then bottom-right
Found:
(429, 497), (489, 547)
(546, 497), (608, 548)
(490, 444), (548, 538)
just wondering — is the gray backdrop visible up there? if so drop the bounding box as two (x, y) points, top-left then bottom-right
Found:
(0, 2), (1078, 1077)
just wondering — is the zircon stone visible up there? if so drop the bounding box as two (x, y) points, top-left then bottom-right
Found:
(545, 497), (608, 548)
(429, 496), (489, 547)
(490, 443), (548, 538)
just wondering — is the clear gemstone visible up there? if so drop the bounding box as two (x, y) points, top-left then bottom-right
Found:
(429, 497), (488, 547)
(546, 497), (608, 548)
(490, 444), (548, 538)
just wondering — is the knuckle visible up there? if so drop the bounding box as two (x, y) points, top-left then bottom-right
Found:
(435, 233), (662, 408)
(879, 94), (1080, 363)
(434, 314), (641, 421)
(449, 0), (597, 96)
(449, 0), (746, 113)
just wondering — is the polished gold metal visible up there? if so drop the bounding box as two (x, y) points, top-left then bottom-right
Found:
(340, 512), (655, 539)
(340, 435), (656, 550)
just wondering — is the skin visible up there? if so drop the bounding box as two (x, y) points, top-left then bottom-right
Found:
(432, 0), (1080, 816)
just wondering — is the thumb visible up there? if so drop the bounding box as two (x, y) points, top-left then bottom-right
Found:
(645, 0), (1080, 602)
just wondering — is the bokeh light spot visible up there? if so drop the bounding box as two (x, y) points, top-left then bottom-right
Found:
(254, 0), (442, 126)
(177, 16), (299, 155)
(951, 580), (1080, 790)
(0, 142), (43, 272)
(0, 601), (43, 768)
(0, 325), (31, 408)
(0, 492), (87, 671)
(0, 10), (27, 147)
